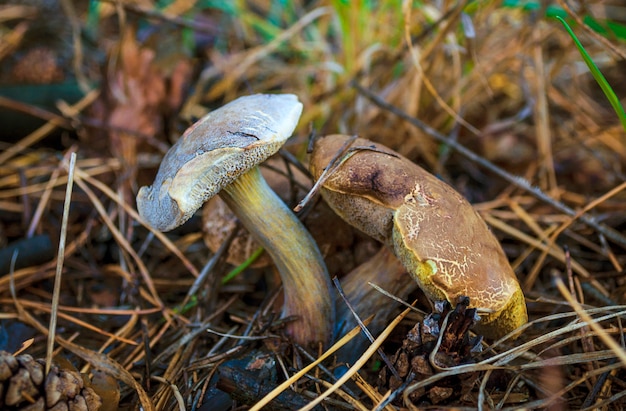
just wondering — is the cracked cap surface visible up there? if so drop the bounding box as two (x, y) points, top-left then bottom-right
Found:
(310, 134), (527, 338)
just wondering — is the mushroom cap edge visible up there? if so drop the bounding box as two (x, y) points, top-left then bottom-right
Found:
(137, 93), (303, 231)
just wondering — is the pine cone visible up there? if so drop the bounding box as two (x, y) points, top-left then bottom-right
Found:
(378, 298), (482, 406)
(0, 351), (102, 411)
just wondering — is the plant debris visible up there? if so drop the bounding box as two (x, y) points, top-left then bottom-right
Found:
(0, 350), (107, 411)
(377, 298), (483, 406)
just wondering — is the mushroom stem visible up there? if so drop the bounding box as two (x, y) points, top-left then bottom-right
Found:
(334, 246), (416, 368)
(219, 166), (334, 347)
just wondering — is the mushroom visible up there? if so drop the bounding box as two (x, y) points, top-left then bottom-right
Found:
(137, 94), (334, 346)
(309, 134), (527, 339)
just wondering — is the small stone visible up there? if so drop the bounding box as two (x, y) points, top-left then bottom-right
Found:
(410, 354), (433, 376)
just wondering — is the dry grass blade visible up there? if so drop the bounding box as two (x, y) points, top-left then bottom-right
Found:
(73, 166), (200, 278)
(26, 160), (63, 237)
(554, 274), (626, 367)
(556, 0), (626, 60)
(10, 269), (153, 410)
(203, 6), (332, 101)
(0, 95), (73, 128)
(151, 376), (185, 411)
(71, 166), (164, 309)
(485, 308), (626, 369)
(402, 0), (480, 136)
(523, 180), (626, 290)
(294, 134), (358, 212)
(46, 151), (76, 375)
(1, 298), (138, 345)
(482, 213), (607, 292)
(519, 350), (619, 370)
(312, 377), (371, 411)
(0, 90), (98, 165)
(249, 316), (373, 411)
(297, 308), (411, 411)
(530, 20), (557, 192)
(352, 371), (395, 411)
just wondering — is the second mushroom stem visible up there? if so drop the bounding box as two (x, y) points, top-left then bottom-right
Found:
(219, 166), (335, 347)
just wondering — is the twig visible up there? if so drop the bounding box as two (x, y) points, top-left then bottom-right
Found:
(293, 344), (353, 396)
(101, 0), (219, 35)
(296, 306), (412, 411)
(374, 371), (415, 411)
(151, 376), (185, 411)
(249, 316), (373, 411)
(0, 96), (73, 128)
(581, 358), (617, 408)
(351, 81), (626, 250)
(295, 136), (397, 213)
(72, 168), (165, 309)
(74, 167), (199, 277)
(294, 135), (358, 213)
(0, 89), (99, 165)
(182, 224), (238, 307)
(204, 328), (275, 341)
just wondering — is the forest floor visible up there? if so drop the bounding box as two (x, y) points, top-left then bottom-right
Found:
(1, 1), (626, 410)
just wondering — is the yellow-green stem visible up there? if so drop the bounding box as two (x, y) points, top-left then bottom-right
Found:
(220, 166), (334, 347)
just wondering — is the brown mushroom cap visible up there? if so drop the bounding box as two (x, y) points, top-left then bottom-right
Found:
(308, 138), (402, 244)
(137, 93), (302, 231)
(310, 134), (527, 338)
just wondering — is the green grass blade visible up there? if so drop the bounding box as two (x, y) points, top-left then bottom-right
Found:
(221, 247), (265, 284)
(555, 16), (626, 131)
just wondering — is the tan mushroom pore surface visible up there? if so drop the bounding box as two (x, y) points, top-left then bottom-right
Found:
(309, 137), (404, 244)
(310, 134), (527, 338)
(137, 93), (302, 231)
